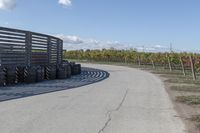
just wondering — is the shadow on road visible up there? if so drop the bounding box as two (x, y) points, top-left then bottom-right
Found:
(0, 67), (110, 102)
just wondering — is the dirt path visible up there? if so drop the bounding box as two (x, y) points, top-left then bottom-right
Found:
(0, 64), (186, 133)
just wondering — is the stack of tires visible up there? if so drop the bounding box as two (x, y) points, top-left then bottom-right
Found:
(57, 64), (71, 79)
(45, 65), (57, 80)
(0, 61), (82, 86)
(70, 62), (81, 75)
(24, 66), (37, 83)
(57, 66), (67, 79)
(0, 67), (6, 86)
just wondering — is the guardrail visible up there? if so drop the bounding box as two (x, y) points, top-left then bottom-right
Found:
(0, 27), (63, 67)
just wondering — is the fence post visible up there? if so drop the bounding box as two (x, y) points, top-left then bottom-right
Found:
(57, 39), (63, 65)
(25, 31), (32, 67)
(180, 56), (186, 76)
(57, 39), (60, 65)
(151, 59), (155, 69)
(47, 37), (51, 64)
(189, 55), (196, 80)
(167, 54), (172, 72)
(60, 40), (63, 64)
(138, 56), (141, 67)
(124, 56), (127, 64)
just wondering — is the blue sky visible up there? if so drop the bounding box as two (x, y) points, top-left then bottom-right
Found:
(0, 0), (200, 51)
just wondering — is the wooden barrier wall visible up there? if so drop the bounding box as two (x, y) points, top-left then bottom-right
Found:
(0, 27), (63, 67)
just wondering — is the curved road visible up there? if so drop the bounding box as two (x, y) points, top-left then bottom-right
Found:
(0, 64), (185, 133)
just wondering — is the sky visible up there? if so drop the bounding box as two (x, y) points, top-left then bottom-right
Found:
(0, 0), (200, 52)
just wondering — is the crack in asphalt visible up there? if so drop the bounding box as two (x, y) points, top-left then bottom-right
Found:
(98, 89), (129, 133)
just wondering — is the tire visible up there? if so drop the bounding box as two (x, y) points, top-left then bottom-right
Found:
(71, 64), (81, 75)
(66, 65), (71, 78)
(16, 67), (24, 83)
(45, 65), (57, 80)
(0, 67), (6, 86)
(24, 67), (37, 83)
(57, 66), (67, 79)
(36, 66), (45, 82)
(5, 67), (17, 85)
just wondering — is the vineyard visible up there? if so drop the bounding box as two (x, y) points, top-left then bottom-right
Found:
(64, 49), (200, 80)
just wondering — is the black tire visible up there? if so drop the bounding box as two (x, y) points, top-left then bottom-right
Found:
(24, 67), (37, 83)
(66, 65), (71, 78)
(57, 66), (67, 79)
(16, 66), (24, 83)
(0, 67), (6, 86)
(45, 65), (57, 80)
(71, 64), (81, 75)
(36, 66), (45, 82)
(5, 67), (17, 85)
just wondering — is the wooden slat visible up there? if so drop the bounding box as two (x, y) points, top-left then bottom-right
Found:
(1, 62), (25, 65)
(0, 43), (25, 47)
(32, 36), (48, 40)
(0, 39), (25, 43)
(0, 27), (26, 34)
(32, 42), (48, 46)
(32, 45), (47, 49)
(32, 39), (47, 43)
(0, 35), (25, 40)
(0, 31), (25, 37)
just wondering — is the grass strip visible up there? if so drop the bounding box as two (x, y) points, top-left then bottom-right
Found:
(176, 95), (200, 105)
(171, 85), (200, 92)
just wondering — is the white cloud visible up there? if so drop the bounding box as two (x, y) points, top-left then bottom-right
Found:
(57, 35), (172, 52)
(57, 34), (133, 50)
(58, 0), (72, 7)
(0, 0), (16, 11)
(135, 44), (170, 52)
(154, 45), (162, 48)
(58, 35), (84, 44)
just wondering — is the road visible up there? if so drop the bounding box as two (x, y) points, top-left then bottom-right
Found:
(0, 64), (185, 133)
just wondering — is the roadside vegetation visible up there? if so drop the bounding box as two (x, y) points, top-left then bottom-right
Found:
(171, 85), (200, 92)
(176, 96), (200, 105)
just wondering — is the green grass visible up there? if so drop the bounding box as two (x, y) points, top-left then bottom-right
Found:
(176, 95), (200, 105)
(160, 74), (192, 79)
(152, 69), (181, 73)
(171, 85), (200, 92)
(165, 77), (200, 84)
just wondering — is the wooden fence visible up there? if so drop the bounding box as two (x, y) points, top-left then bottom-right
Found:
(0, 27), (63, 67)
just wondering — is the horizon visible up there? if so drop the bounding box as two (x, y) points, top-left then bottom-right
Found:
(0, 0), (200, 52)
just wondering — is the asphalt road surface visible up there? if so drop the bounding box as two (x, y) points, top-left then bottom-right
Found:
(0, 64), (185, 133)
